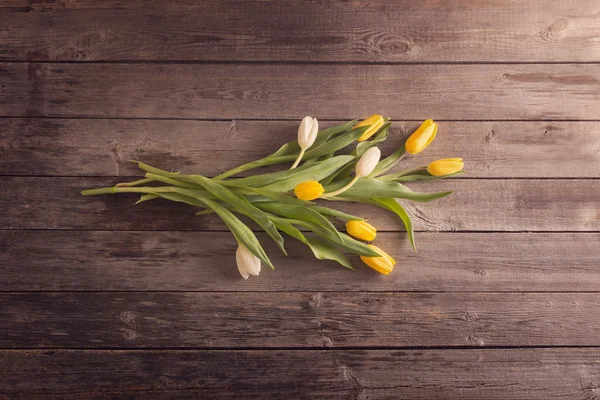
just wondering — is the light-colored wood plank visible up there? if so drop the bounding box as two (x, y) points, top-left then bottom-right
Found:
(1, 177), (598, 231)
(1, 231), (599, 292)
(2, 118), (599, 178)
(1, 0), (599, 62)
(1, 292), (600, 347)
(1, 63), (599, 120)
(2, 349), (599, 399)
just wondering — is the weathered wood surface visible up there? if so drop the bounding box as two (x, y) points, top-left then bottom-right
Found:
(1, 349), (599, 399)
(1, 177), (597, 231)
(2, 292), (600, 348)
(1, 231), (599, 292)
(2, 63), (599, 120)
(2, 0), (600, 63)
(2, 118), (600, 178)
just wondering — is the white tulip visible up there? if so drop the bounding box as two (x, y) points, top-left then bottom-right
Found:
(322, 146), (381, 198)
(297, 116), (319, 149)
(236, 243), (261, 280)
(355, 147), (381, 177)
(291, 116), (319, 169)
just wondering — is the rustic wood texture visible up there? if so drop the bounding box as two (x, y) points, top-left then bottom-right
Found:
(1, 349), (599, 399)
(2, 0), (599, 397)
(1, 0), (600, 62)
(2, 63), (599, 120)
(2, 292), (600, 348)
(2, 118), (600, 178)
(1, 177), (598, 231)
(2, 231), (598, 292)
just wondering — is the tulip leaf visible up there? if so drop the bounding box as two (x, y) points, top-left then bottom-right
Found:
(255, 202), (343, 243)
(325, 177), (453, 202)
(394, 171), (465, 182)
(239, 186), (311, 205)
(300, 221), (380, 257)
(305, 237), (356, 271)
(188, 176), (287, 255)
(220, 155), (353, 189)
(200, 198), (274, 269)
(308, 205), (365, 222)
(369, 146), (406, 177)
(270, 217), (309, 245)
(135, 194), (160, 204)
(370, 198), (416, 251)
(259, 155), (355, 192)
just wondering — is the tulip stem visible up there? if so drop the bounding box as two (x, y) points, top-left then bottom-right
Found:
(322, 176), (360, 198)
(289, 148), (305, 169)
(116, 178), (154, 187)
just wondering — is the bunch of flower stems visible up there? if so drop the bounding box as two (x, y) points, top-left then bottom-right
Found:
(82, 115), (463, 279)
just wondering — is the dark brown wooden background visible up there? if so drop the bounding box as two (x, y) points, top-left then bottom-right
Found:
(1, 1), (600, 398)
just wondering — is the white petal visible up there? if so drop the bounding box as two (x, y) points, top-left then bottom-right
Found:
(236, 244), (257, 279)
(297, 116), (313, 148)
(247, 256), (261, 276)
(356, 147), (381, 177)
(303, 117), (319, 149)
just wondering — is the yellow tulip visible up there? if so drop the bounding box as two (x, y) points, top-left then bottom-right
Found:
(346, 220), (377, 241)
(353, 114), (385, 142)
(360, 244), (396, 275)
(405, 119), (437, 154)
(427, 158), (464, 177)
(294, 180), (325, 201)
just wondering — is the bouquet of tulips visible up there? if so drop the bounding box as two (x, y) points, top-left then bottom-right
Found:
(82, 115), (463, 279)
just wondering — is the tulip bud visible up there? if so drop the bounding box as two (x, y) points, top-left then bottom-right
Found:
(427, 158), (464, 177)
(294, 180), (325, 201)
(354, 114), (385, 142)
(297, 116), (319, 149)
(360, 244), (396, 275)
(405, 119), (438, 154)
(355, 147), (381, 177)
(236, 243), (261, 280)
(346, 220), (377, 241)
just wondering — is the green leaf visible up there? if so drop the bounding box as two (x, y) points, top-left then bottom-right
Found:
(255, 202), (343, 243)
(270, 120), (357, 158)
(220, 156), (352, 189)
(300, 221), (379, 257)
(201, 198), (274, 269)
(390, 170), (465, 182)
(308, 205), (365, 222)
(305, 237), (356, 271)
(326, 177), (453, 202)
(239, 186), (311, 205)
(269, 216), (309, 245)
(369, 146), (406, 177)
(188, 176), (287, 255)
(135, 194), (159, 204)
(370, 198), (416, 251)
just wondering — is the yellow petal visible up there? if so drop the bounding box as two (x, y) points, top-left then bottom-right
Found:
(346, 220), (377, 241)
(294, 181), (325, 201)
(360, 244), (396, 275)
(427, 158), (464, 177)
(358, 116), (385, 142)
(405, 119), (437, 154)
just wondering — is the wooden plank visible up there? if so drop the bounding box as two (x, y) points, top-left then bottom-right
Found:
(1, 349), (599, 399)
(1, 177), (598, 231)
(1, 0), (599, 62)
(1, 63), (599, 120)
(1, 231), (599, 292)
(2, 118), (600, 178)
(1, 292), (600, 348)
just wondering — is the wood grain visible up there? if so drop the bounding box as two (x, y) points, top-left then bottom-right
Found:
(2, 292), (600, 348)
(2, 118), (600, 178)
(1, 231), (599, 292)
(1, 0), (600, 62)
(1, 177), (597, 231)
(2, 349), (599, 399)
(2, 63), (599, 120)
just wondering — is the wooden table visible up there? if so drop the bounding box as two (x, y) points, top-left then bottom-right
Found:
(1, 1), (599, 398)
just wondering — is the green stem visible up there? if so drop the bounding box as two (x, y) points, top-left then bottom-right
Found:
(321, 176), (359, 198)
(378, 166), (426, 181)
(116, 178), (154, 187)
(289, 148), (306, 169)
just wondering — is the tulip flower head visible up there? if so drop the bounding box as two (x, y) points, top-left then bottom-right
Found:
(323, 147), (381, 198)
(291, 116), (319, 169)
(236, 243), (261, 279)
(427, 158), (464, 177)
(405, 119), (438, 154)
(294, 180), (325, 201)
(360, 244), (396, 275)
(354, 114), (385, 142)
(346, 220), (377, 241)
